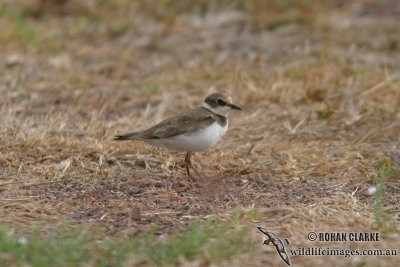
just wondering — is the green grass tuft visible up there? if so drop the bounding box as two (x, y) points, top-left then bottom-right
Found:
(0, 6), (37, 44)
(139, 83), (160, 94)
(0, 218), (253, 267)
(372, 157), (400, 233)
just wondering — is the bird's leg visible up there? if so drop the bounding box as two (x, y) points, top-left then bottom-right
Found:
(185, 152), (192, 179)
(178, 152), (198, 191)
(185, 152), (204, 180)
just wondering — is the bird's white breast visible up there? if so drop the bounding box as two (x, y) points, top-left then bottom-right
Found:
(147, 122), (228, 152)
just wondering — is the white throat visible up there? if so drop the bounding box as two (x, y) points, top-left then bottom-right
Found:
(202, 102), (230, 117)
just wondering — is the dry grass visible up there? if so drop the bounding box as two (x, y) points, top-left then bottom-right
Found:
(1, 0), (400, 266)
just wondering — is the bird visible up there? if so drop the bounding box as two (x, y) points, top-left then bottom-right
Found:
(114, 91), (241, 180)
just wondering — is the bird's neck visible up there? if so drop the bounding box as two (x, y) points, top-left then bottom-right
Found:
(202, 102), (229, 117)
(202, 106), (228, 127)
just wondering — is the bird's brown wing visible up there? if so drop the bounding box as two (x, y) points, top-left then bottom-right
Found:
(114, 108), (215, 140)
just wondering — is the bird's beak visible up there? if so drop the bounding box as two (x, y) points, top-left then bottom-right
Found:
(228, 103), (242, 110)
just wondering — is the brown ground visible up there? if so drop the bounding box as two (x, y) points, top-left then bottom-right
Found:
(0, 1), (399, 266)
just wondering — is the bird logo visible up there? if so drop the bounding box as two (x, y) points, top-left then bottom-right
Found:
(257, 227), (291, 266)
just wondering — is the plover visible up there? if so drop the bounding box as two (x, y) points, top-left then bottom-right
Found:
(114, 92), (241, 179)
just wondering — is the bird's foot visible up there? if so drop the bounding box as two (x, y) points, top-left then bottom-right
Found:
(177, 180), (193, 192)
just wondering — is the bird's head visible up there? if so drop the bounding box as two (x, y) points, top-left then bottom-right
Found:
(202, 92), (241, 116)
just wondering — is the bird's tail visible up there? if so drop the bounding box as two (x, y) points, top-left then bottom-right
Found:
(113, 132), (143, 141)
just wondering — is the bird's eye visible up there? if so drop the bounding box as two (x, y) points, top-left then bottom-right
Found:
(216, 99), (225, 105)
